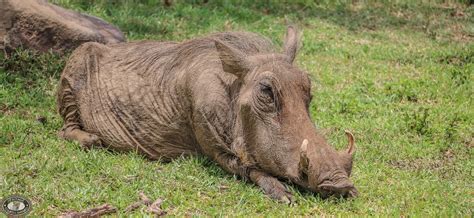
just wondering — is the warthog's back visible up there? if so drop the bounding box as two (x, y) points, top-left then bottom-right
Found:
(59, 32), (274, 160)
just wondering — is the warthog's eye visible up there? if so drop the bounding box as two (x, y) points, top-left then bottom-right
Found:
(254, 79), (279, 114)
(258, 81), (274, 102)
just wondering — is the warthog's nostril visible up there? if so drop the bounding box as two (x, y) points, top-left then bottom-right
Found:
(318, 180), (357, 197)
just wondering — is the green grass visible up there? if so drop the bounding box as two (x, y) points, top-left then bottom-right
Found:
(1, 0), (473, 216)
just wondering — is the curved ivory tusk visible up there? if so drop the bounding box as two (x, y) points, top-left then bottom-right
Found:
(299, 139), (309, 172)
(345, 130), (355, 155)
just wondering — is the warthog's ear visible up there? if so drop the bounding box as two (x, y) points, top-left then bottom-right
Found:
(214, 40), (253, 78)
(283, 25), (300, 63)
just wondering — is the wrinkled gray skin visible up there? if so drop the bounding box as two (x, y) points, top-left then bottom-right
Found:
(57, 26), (358, 203)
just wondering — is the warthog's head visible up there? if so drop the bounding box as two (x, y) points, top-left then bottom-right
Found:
(215, 26), (357, 198)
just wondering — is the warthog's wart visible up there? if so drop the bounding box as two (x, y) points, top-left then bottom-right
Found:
(57, 26), (357, 202)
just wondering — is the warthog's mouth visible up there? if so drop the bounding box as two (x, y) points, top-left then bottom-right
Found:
(291, 174), (358, 198)
(317, 179), (358, 198)
(297, 131), (357, 198)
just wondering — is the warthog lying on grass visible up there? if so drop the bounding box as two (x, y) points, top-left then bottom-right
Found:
(57, 26), (357, 202)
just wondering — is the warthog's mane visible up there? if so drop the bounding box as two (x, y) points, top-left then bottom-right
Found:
(114, 31), (277, 80)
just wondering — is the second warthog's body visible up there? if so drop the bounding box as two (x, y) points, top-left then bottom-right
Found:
(58, 28), (358, 202)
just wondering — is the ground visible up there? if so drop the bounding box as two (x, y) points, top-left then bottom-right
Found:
(0, 0), (473, 216)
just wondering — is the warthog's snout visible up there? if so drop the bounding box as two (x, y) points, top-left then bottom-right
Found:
(298, 131), (358, 198)
(318, 178), (358, 198)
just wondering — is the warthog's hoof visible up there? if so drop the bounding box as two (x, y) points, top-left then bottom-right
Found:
(267, 185), (294, 204)
(59, 128), (102, 150)
(252, 171), (294, 204)
(79, 133), (101, 149)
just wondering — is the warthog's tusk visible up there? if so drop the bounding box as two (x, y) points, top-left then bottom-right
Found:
(301, 139), (308, 153)
(344, 130), (355, 155)
(299, 139), (310, 173)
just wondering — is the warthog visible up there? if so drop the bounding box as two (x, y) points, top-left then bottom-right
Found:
(57, 26), (357, 202)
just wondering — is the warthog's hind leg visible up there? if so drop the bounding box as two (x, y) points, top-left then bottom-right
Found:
(57, 78), (101, 149)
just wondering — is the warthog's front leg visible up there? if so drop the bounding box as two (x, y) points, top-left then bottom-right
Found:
(249, 170), (294, 203)
(214, 153), (293, 203)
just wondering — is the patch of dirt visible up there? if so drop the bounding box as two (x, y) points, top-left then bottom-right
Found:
(438, 48), (473, 66)
(389, 149), (456, 172)
(36, 115), (47, 125)
(0, 104), (15, 116)
(450, 23), (474, 42)
(465, 138), (473, 149)
(450, 9), (466, 18)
